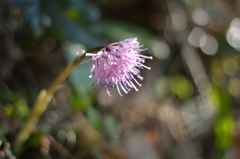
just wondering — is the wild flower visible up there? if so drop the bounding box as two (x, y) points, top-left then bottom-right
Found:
(86, 38), (152, 96)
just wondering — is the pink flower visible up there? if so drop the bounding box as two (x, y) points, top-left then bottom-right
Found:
(86, 38), (152, 96)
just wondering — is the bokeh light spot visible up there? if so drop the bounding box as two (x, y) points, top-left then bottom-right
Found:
(192, 8), (209, 26)
(226, 18), (240, 51)
(188, 27), (206, 47)
(151, 39), (170, 60)
(64, 42), (86, 56)
(171, 10), (187, 31)
(57, 130), (66, 140)
(223, 57), (236, 75)
(170, 75), (193, 101)
(211, 59), (224, 76)
(66, 131), (76, 144)
(228, 78), (240, 97)
(200, 34), (218, 55)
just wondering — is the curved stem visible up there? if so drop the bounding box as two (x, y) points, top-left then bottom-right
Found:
(13, 46), (103, 155)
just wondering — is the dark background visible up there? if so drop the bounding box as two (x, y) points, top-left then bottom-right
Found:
(1, 0), (240, 158)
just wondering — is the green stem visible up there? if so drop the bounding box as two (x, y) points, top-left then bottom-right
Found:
(13, 46), (103, 155)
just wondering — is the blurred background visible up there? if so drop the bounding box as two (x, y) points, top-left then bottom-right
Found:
(1, 0), (240, 158)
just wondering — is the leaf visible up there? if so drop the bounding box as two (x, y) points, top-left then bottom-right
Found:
(103, 114), (120, 141)
(170, 75), (193, 101)
(65, 7), (81, 20)
(100, 20), (155, 52)
(214, 116), (234, 149)
(85, 106), (102, 132)
(64, 42), (95, 110)
(208, 84), (231, 117)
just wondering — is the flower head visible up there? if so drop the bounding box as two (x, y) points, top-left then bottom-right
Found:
(86, 38), (152, 96)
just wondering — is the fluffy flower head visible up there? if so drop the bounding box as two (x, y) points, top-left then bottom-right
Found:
(86, 38), (152, 96)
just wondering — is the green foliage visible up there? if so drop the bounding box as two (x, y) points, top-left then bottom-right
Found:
(208, 84), (234, 150)
(103, 114), (120, 141)
(81, 106), (120, 141)
(65, 7), (81, 20)
(0, 81), (29, 120)
(14, 0), (101, 46)
(64, 42), (96, 111)
(2, 99), (29, 120)
(100, 20), (154, 50)
(214, 116), (234, 149)
(208, 84), (231, 117)
(1, 0), (240, 158)
(170, 75), (193, 101)
(89, 145), (100, 158)
(24, 131), (45, 149)
(86, 106), (102, 132)
(69, 86), (88, 110)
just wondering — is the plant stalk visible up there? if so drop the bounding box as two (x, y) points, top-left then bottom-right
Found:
(13, 46), (103, 155)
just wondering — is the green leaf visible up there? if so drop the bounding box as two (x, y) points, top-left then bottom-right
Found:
(103, 114), (120, 141)
(214, 116), (234, 149)
(170, 75), (193, 101)
(65, 7), (81, 20)
(86, 106), (102, 132)
(89, 145), (100, 158)
(208, 84), (231, 117)
(64, 42), (95, 110)
(69, 85), (88, 111)
(100, 20), (154, 51)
